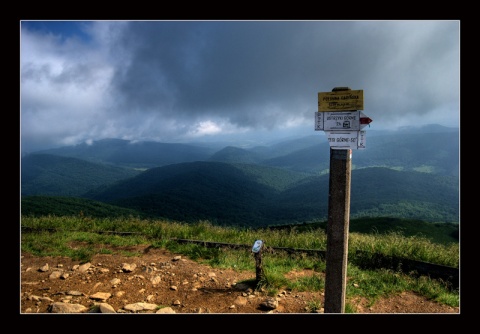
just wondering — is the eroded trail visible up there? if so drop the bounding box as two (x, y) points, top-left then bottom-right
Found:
(20, 246), (459, 314)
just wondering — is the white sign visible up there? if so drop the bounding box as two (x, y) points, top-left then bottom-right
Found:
(315, 111), (360, 131)
(252, 240), (263, 253)
(315, 111), (372, 131)
(315, 112), (324, 131)
(325, 130), (366, 150)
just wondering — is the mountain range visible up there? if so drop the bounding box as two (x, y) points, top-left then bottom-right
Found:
(21, 124), (460, 228)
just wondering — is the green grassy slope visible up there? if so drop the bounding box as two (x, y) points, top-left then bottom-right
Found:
(20, 197), (458, 245)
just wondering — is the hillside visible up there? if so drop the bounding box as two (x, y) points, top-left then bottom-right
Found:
(85, 161), (280, 226)
(20, 195), (459, 245)
(21, 154), (141, 197)
(21, 196), (147, 219)
(353, 131), (459, 177)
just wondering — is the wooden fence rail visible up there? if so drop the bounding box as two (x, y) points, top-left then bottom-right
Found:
(172, 238), (459, 290)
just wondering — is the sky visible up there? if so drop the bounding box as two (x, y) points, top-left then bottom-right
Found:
(20, 20), (460, 153)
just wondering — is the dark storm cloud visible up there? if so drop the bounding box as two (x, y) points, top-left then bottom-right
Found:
(21, 20), (459, 152)
(109, 21), (360, 127)
(108, 20), (458, 130)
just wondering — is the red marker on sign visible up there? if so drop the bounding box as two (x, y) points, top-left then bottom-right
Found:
(359, 111), (373, 129)
(360, 117), (372, 124)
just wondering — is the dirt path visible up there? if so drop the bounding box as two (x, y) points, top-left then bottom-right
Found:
(20, 245), (459, 314)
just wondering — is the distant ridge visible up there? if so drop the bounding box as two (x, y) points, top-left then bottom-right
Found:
(34, 138), (216, 168)
(208, 146), (262, 164)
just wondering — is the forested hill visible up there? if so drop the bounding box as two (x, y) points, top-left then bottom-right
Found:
(82, 162), (458, 227)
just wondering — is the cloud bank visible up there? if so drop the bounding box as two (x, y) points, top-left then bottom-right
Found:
(20, 20), (460, 152)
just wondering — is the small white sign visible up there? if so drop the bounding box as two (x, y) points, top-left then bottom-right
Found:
(252, 240), (263, 253)
(315, 112), (324, 131)
(323, 111), (361, 131)
(325, 130), (367, 150)
(357, 130), (366, 149)
(315, 111), (372, 131)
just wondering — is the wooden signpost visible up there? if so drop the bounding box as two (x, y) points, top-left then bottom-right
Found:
(317, 87), (372, 313)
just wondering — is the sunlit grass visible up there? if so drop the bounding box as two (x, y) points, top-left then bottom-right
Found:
(21, 215), (459, 308)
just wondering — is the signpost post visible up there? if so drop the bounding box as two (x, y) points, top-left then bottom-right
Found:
(317, 87), (372, 313)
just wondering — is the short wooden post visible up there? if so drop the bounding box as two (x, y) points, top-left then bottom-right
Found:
(252, 240), (264, 284)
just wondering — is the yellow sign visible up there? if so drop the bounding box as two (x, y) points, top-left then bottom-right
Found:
(318, 90), (364, 111)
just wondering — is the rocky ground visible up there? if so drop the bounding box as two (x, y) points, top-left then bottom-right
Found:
(20, 244), (459, 314)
